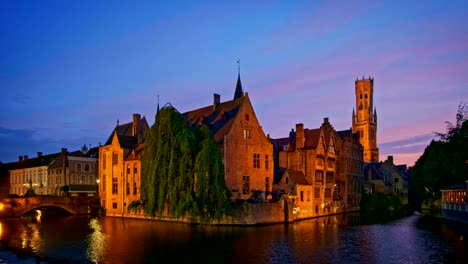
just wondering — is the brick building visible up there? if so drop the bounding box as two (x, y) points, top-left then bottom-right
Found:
(337, 129), (364, 211)
(99, 114), (149, 215)
(273, 118), (342, 216)
(183, 73), (273, 200)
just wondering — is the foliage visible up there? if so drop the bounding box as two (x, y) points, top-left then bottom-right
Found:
(140, 105), (232, 221)
(410, 102), (468, 208)
(360, 192), (401, 212)
(127, 200), (142, 213)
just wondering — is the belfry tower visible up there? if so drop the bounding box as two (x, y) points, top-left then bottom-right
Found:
(352, 77), (379, 162)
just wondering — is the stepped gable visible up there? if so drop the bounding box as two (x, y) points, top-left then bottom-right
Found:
(182, 96), (245, 143)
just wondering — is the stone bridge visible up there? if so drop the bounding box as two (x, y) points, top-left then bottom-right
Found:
(0, 196), (100, 218)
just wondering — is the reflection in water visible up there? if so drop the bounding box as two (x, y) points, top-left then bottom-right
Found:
(0, 213), (466, 263)
(86, 218), (108, 263)
(35, 209), (42, 224)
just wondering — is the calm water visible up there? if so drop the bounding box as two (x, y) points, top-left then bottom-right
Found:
(0, 212), (467, 264)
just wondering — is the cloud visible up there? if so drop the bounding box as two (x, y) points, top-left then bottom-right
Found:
(379, 133), (437, 158)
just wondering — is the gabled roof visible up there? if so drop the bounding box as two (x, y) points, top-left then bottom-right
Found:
(69, 147), (99, 158)
(272, 128), (321, 151)
(304, 129), (321, 149)
(104, 116), (149, 145)
(182, 95), (246, 143)
(364, 162), (384, 182)
(9, 153), (60, 170)
(286, 169), (311, 185)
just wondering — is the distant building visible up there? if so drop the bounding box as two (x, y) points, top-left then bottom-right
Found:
(48, 146), (99, 196)
(183, 74), (273, 200)
(364, 156), (409, 204)
(9, 152), (60, 196)
(99, 114), (149, 215)
(0, 162), (9, 198)
(352, 77), (379, 162)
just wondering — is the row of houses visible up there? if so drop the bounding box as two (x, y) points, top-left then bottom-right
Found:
(0, 73), (410, 219)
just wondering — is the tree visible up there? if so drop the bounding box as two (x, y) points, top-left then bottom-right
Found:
(411, 102), (468, 208)
(138, 105), (231, 221)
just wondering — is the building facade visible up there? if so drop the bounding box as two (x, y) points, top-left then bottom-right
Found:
(183, 90), (273, 200)
(99, 114), (149, 215)
(9, 153), (59, 196)
(273, 118), (342, 216)
(352, 77), (379, 162)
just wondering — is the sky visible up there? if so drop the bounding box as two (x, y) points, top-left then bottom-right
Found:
(1, 1), (467, 166)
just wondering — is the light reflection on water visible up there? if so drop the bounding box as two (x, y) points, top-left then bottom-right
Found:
(0, 212), (466, 263)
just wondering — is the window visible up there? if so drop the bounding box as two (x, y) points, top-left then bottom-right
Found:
(127, 182), (130, 195)
(243, 129), (250, 140)
(300, 191), (304, 202)
(133, 182), (137, 195)
(127, 165), (130, 175)
(112, 203), (117, 209)
(394, 178), (399, 183)
(253, 153), (260, 169)
(316, 158), (324, 167)
(285, 177), (289, 184)
(112, 177), (118, 194)
(325, 188), (331, 198)
(103, 154), (107, 170)
(134, 164), (137, 174)
(315, 171), (323, 183)
(326, 172), (333, 183)
(265, 177), (270, 192)
(327, 159), (335, 169)
(314, 187), (320, 199)
(103, 175), (106, 191)
(112, 152), (118, 165)
(245, 114), (249, 121)
(307, 191), (310, 201)
(315, 205), (319, 214)
(84, 164), (90, 172)
(360, 94), (363, 99)
(76, 163), (82, 172)
(242, 176), (250, 194)
(365, 93), (368, 99)
(265, 155), (269, 170)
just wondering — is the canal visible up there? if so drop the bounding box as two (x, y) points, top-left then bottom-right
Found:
(0, 212), (466, 263)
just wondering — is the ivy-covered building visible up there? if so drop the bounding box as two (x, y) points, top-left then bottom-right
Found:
(183, 73), (273, 201)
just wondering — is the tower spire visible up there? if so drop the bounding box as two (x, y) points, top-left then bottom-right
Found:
(234, 59), (244, 99)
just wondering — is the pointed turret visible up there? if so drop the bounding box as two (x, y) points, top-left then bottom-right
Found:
(352, 108), (356, 127)
(234, 60), (244, 99)
(374, 107), (377, 122)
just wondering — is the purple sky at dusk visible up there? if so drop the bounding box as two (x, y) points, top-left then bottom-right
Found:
(1, 1), (467, 166)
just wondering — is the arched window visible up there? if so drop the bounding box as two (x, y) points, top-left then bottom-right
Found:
(76, 163), (82, 172)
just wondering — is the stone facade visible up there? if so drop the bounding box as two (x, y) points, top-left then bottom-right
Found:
(352, 77), (379, 162)
(99, 114), (148, 216)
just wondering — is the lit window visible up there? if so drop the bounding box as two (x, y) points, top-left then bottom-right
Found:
(244, 129), (250, 140)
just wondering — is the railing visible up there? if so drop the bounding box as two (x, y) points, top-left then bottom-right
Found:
(442, 202), (468, 212)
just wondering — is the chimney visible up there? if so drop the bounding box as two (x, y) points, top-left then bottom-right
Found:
(324, 117), (329, 124)
(387, 156), (394, 164)
(296, 123), (304, 149)
(213, 94), (220, 110)
(24, 155), (28, 160)
(37, 152), (42, 157)
(133, 113), (141, 136)
(19, 156), (23, 162)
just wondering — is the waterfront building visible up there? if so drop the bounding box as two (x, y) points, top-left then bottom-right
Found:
(337, 129), (364, 211)
(9, 152), (59, 196)
(183, 74), (273, 200)
(99, 114), (149, 215)
(364, 156), (409, 205)
(48, 146), (99, 196)
(273, 118), (342, 217)
(0, 162), (9, 198)
(352, 77), (379, 162)
(441, 181), (468, 224)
